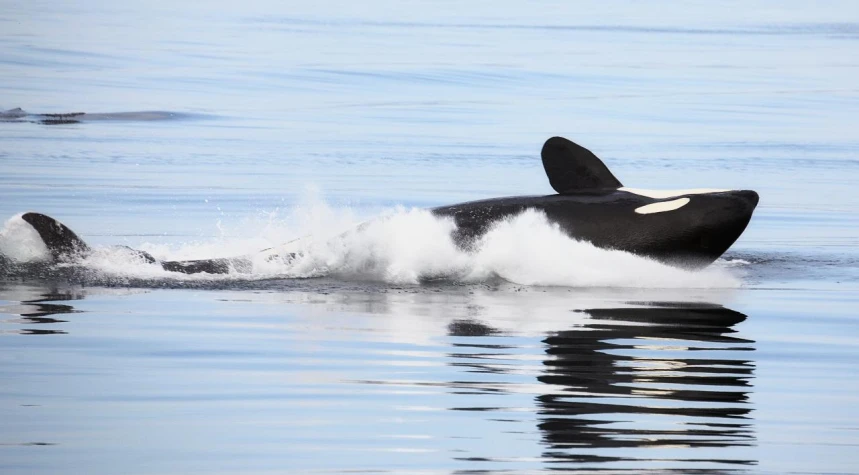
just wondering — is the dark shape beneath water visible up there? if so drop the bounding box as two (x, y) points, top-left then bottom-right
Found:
(1, 107), (196, 125)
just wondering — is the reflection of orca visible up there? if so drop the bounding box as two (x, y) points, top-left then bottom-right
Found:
(538, 303), (755, 466)
(0, 289), (81, 335)
(10, 136), (758, 274)
(442, 302), (756, 467)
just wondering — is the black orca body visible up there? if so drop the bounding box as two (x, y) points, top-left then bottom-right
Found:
(434, 136), (758, 267)
(433, 191), (758, 267)
(12, 137), (758, 274)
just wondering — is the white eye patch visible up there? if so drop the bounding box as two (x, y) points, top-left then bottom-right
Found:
(635, 197), (690, 215)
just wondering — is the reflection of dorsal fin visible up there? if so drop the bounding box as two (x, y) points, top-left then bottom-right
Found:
(21, 212), (91, 261)
(541, 136), (623, 193)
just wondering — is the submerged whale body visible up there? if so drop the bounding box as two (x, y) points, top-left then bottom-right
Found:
(1, 107), (182, 125)
(12, 137), (758, 274)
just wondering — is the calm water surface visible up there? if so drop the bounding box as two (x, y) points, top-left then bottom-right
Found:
(2, 1), (859, 473)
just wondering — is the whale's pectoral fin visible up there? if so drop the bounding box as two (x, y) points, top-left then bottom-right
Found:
(541, 136), (623, 193)
(21, 212), (91, 261)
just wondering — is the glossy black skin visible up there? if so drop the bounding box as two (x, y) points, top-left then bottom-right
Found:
(433, 189), (759, 267)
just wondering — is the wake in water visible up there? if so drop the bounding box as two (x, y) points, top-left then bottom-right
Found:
(0, 201), (740, 288)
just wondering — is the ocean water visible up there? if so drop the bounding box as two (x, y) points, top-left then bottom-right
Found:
(2, 1), (859, 473)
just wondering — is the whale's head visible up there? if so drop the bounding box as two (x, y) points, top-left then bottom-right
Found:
(614, 187), (759, 266)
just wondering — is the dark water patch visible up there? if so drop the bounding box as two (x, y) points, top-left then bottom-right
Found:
(16, 329), (67, 335)
(0, 442), (56, 446)
(722, 249), (859, 285)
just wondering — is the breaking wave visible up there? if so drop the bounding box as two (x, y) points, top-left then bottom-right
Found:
(0, 201), (740, 288)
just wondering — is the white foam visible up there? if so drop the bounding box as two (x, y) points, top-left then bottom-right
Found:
(244, 205), (737, 288)
(0, 214), (51, 262)
(717, 258), (751, 268)
(0, 201), (740, 289)
(270, 206), (471, 282)
(464, 209), (736, 288)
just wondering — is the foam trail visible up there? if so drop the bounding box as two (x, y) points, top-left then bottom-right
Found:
(269, 207), (471, 282)
(0, 204), (739, 288)
(265, 208), (738, 288)
(236, 205), (736, 288)
(138, 192), (360, 262)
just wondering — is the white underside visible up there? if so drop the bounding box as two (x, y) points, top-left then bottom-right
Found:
(619, 187), (730, 199)
(634, 197), (691, 214)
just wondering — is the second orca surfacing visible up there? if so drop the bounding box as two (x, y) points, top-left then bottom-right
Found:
(16, 136), (759, 274)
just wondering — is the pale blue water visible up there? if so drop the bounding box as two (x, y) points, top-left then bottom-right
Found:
(2, 1), (859, 473)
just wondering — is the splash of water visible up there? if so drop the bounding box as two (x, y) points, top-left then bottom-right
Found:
(262, 207), (738, 287)
(0, 214), (50, 262)
(0, 203), (739, 288)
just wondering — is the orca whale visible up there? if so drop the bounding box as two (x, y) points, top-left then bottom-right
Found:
(436, 137), (759, 267)
(1, 107), (180, 125)
(12, 136), (758, 274)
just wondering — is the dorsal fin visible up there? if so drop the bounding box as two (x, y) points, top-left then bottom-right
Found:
(21, 212), (91, 261)
(541, 136), (623, 193)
